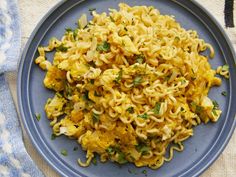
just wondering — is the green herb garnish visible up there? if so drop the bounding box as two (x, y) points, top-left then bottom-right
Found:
(152, 102), (161, 115)
(117, 152), (128, 164)
(92, 113), (100, 123)
(92, 157), (97, 165)
(35, 113), (41, 121)
(56, 44), (69, 52)
(195, 105), (203, 113)
(96, 41), (110, 52)
(221, 91), (227, 96)
(135, 55), (145, 64)
(135, 144), (150, 155)
(126, 107), (134, 114)
(138, 113), (148, 119)
(51, 133), (56, 140)
(133, 76), (143, 87)
(61, 149), (68, 156)
(106, 147), (114, 154)
(65, 28), (73, 33)
(114, 69), (123, 84)
(73, 146), (78, 151)
(73, 29), (78, 39)
(142, 169), (147, 174)
(212, 100), (219, 109)
(212, 109), (218, 116)
(181, 79), (186, 84)
(110, 16), (115, 22)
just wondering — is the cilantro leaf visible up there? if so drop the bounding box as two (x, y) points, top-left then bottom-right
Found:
(133, 76), (142, 87)
(73, 146), (78, 151)
(61, 149), (68, 156)
(117, 152), (128, 164)
(92, 157), (97, 165)
(51, 133), (56, 140)
(212, 100), (219, 109)
(114, 69), (123, 84)
(56, 44), (69, 52)
(92, 112), (100, 123)
(135, 55), (145, 64)
(138, 113), (148, 119)
(221, 91), (227, 96)
(65, 28), (73, 33)
(35, 113), (41, 121)
(152, 103), (161, 115)
(135, 144), (150, 155)
(126, 107), (134, 114)
(96, 41), (110, 52)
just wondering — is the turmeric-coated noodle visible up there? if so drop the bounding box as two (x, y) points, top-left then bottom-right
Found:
(35, 3), (222, 169)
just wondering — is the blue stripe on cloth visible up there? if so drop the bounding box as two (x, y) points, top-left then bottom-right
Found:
(0, 75), (44, 177)
(0, 0), (21, 74)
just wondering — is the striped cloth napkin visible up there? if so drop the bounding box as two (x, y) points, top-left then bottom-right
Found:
(0, 0), (43, 176)
(0, 0), (235, 177)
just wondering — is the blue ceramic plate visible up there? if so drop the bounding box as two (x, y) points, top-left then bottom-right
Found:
(18, 0), (236, 177)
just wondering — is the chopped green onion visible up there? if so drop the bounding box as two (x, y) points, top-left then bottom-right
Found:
(142, 169), (147, 174)
(92, 113), (100, 123)
(212, 100), (219, 109)
(221, 91), (227, 96)
(135, 144), (150, 155)
(114, 69), (123, 84)
(138, 113), (148, 119)
(106, 147), (114, 154)
(195, 105), (203, 113)
(73, 29), (78, 39)
(35, 113), (41, 121)
(51, 133), (56, 140)
(181, 80), (186, 84)
(126, 107), (134, 114)
(212, 109), (218, 116)
(65, 28), (73, 32)
(56, 44), (69, 52)
(152, 102), (161, 115)
(92, 157), (97, 165)
(96, 41), (110, 52)
(110, 16), (115, 22)
(133, 76), (142, 87)
(135, 55), (145, 64)
(61, 149), (68, 156)
(73, 146), (78, 151)
(117, 152), (128, 164)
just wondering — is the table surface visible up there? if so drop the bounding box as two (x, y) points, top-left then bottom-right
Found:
(7, 0), (236, 176)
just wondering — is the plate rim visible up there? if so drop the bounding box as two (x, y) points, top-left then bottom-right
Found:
(17, 0), (236, 177)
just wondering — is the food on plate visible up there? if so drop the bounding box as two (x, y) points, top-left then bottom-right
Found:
(35, 3), (222, 169)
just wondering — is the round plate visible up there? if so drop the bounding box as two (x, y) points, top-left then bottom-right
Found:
(17, 0), (236, 177)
